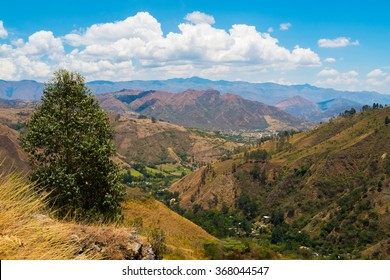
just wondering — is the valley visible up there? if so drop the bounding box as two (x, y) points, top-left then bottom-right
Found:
(169, 106), (390, 259)
(0, 83), (389, 260)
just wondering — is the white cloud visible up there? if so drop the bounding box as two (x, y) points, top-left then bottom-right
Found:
(20, 31), (64, 60)
(367, 69), (387, 78)
(267, 27), (274, 33)
(316, 68), (390, 93)
(279, 23), (291, 31)
(0, 12), (321, 82)
(185, 11), (215, 25)
(0, 58), (16, 79)
(0, 20), (8, 39)
(61, 12), (321, 80)
(0, 30), (64, 80)
(317, 68), (339, 77)
(65, 12), (163, 46)
(318, 37), (359, 48)
(324, 57), (336, 63)
(316, 70), (360, 90)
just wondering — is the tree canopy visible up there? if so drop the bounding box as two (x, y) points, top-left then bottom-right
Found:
(21, 69), (124, 221)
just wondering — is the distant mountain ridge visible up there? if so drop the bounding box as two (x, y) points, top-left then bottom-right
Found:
(2, 77), (390, 123)
(275, 96), (365, 122)
(2, 77), (390, 104)
(97, 89), (308, 131)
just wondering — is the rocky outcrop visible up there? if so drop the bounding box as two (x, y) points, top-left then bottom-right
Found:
(34, 214), (155, 260)
(70, 226), (156, 260)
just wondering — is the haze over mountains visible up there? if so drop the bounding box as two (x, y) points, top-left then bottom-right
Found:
(1, 77), (390, 124)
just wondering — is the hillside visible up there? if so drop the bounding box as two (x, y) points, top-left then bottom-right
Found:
(0, 106), (220, 260)
(0, 123), (30, 174)
(170, 107), (390, 259)
(124, 189), (216, 259)
(112, 115), (240, 166)
(99, 89), (308, 131)
(0, 106), (239, 168)
(0, 107), (32, 174)
(0, 172), (157, 260)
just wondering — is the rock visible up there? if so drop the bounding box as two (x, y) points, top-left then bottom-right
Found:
(141, 244), (155, 260)
(126, 241), (141, 253)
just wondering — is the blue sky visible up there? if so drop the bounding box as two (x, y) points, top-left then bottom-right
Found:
(1, 0), (390, 93)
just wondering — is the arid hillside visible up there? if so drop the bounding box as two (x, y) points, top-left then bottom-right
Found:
(170, 107), (390, 259)
(0, 106), (220, 260)
(98, 89), (309, 131)
(112, 116), (240, 166)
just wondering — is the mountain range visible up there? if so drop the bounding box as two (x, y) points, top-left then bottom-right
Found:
(2, 78), (390, 123)
(1, 84), (389, 259)
(275, 96), (364, 122)
(98, 89), (308, 131)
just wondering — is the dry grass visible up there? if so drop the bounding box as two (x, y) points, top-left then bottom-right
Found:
(123, 193), (217, 260)
(0, 172), (94, 260)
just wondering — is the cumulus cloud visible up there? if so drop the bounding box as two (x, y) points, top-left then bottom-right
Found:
(0, 12), (321, 81)
(317, 68), (339, 77)
(279, 23), (291, 31)
(20, 31), (64, 59)
(0, 20), (8, 39)
(318, 37), (359, 48)
(0, 58), (16, 79)
(316, 68), (390, 93)
(367, 69), (387, 78)
(267, 27), (274, 33)
(185, 11), (215, 25)
(65, 12), (162, 46)
(316, 70), (360, 90)
(60, 12), (321, 80)
(0, 30), (64, 80)
(324, 57), (336, 63)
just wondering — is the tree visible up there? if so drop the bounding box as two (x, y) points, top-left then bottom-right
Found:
(385, 116), (390, 126)
(21, 69), (125, 221)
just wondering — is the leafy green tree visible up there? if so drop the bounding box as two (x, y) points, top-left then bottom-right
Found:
(21, 69), (125, 221)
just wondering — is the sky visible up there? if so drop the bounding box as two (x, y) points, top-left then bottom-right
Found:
(1, 0), (390, 93)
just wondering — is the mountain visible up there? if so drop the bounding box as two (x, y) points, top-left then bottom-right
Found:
(169, 107), (390, 259)
(99, 89), (308, 131)
(2, 78), (390, 124)
(317, 97), (363, 116)
(111, 114), (240, 166)
(0, 105), (240, 168)
(86, 78), (390, 106)
(275, 96), (323, 122)
(2, 77), (390, 107)
(0, 80), (43, 100)
(276, 96), (364, 122)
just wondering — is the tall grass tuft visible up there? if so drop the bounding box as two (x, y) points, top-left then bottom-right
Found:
(0, 172), (94, 259)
